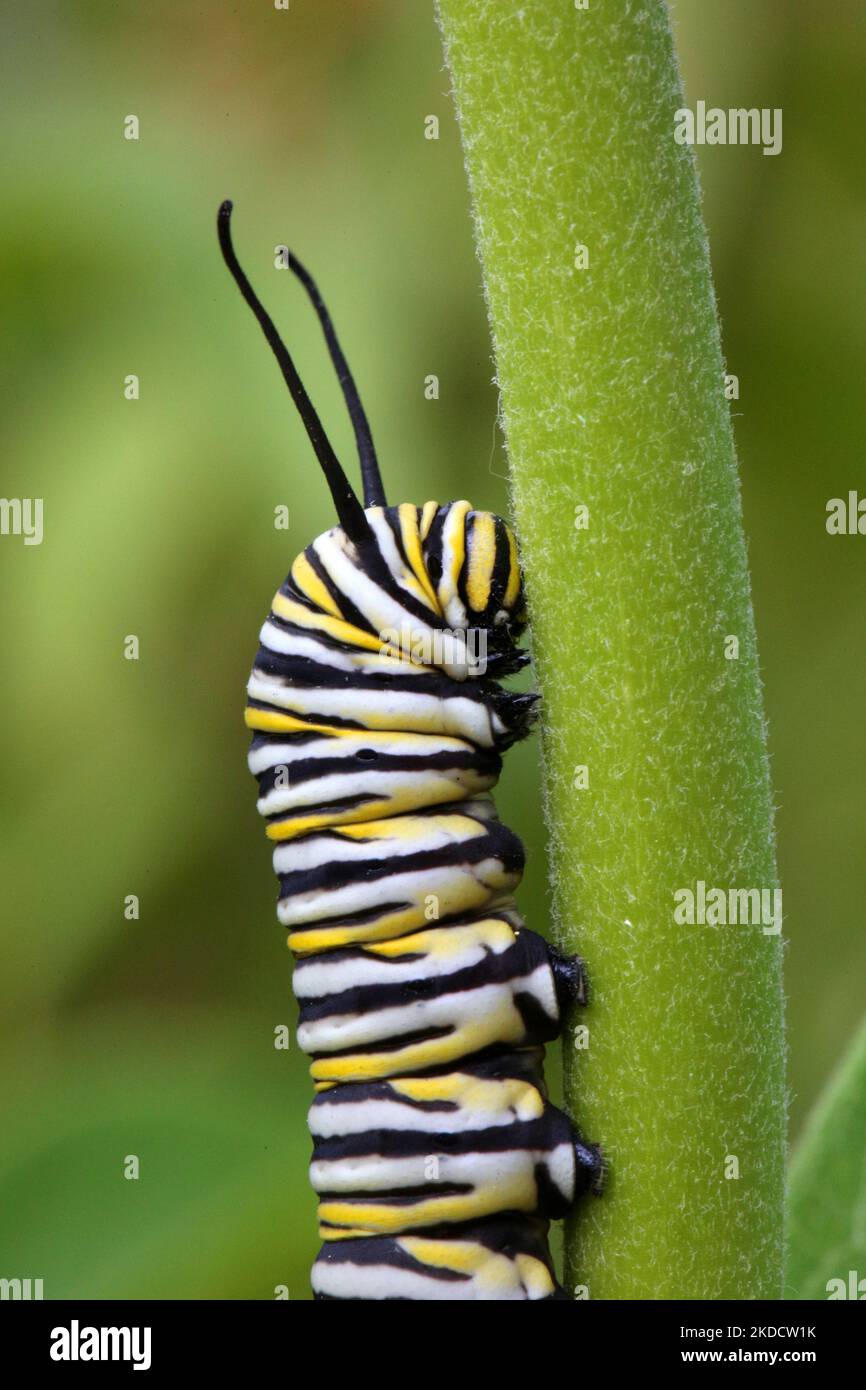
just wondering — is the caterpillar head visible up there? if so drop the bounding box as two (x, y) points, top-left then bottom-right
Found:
(461, 508), (527, 639)
(389, 500), (526, 682)
(423, 501), (527, 638)
(217, 205), (528, 673)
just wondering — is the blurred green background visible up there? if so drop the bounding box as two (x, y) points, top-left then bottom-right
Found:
(0, 0), (863, 1298)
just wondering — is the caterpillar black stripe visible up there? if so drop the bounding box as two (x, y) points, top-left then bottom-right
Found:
(219, 201), (602, 1301)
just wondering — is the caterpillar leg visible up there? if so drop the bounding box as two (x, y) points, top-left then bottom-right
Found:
(548, 946), (602, 1194)
(549, 944), (590, 1008)
(548, 949), (603, 1197)
(574, 1138), (605, 1197)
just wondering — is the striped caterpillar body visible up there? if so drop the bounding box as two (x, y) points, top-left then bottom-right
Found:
(219, 202), (601, 1300)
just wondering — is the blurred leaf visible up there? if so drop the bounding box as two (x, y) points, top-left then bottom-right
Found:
(786, 1016), (866, 1299)
(0, 1011), (318, 1298)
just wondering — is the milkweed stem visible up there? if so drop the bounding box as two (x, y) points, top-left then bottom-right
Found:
(437, 0), (785, 1299)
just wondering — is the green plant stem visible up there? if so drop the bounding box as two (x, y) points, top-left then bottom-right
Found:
(437, 0), (785, 1298)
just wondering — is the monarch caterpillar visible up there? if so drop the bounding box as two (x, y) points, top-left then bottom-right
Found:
(218, 200), (602, 1300)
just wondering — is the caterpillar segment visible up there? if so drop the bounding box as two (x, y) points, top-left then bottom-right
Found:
(246, 500), (600, 1300)
(311, 1218), (568, 1302)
